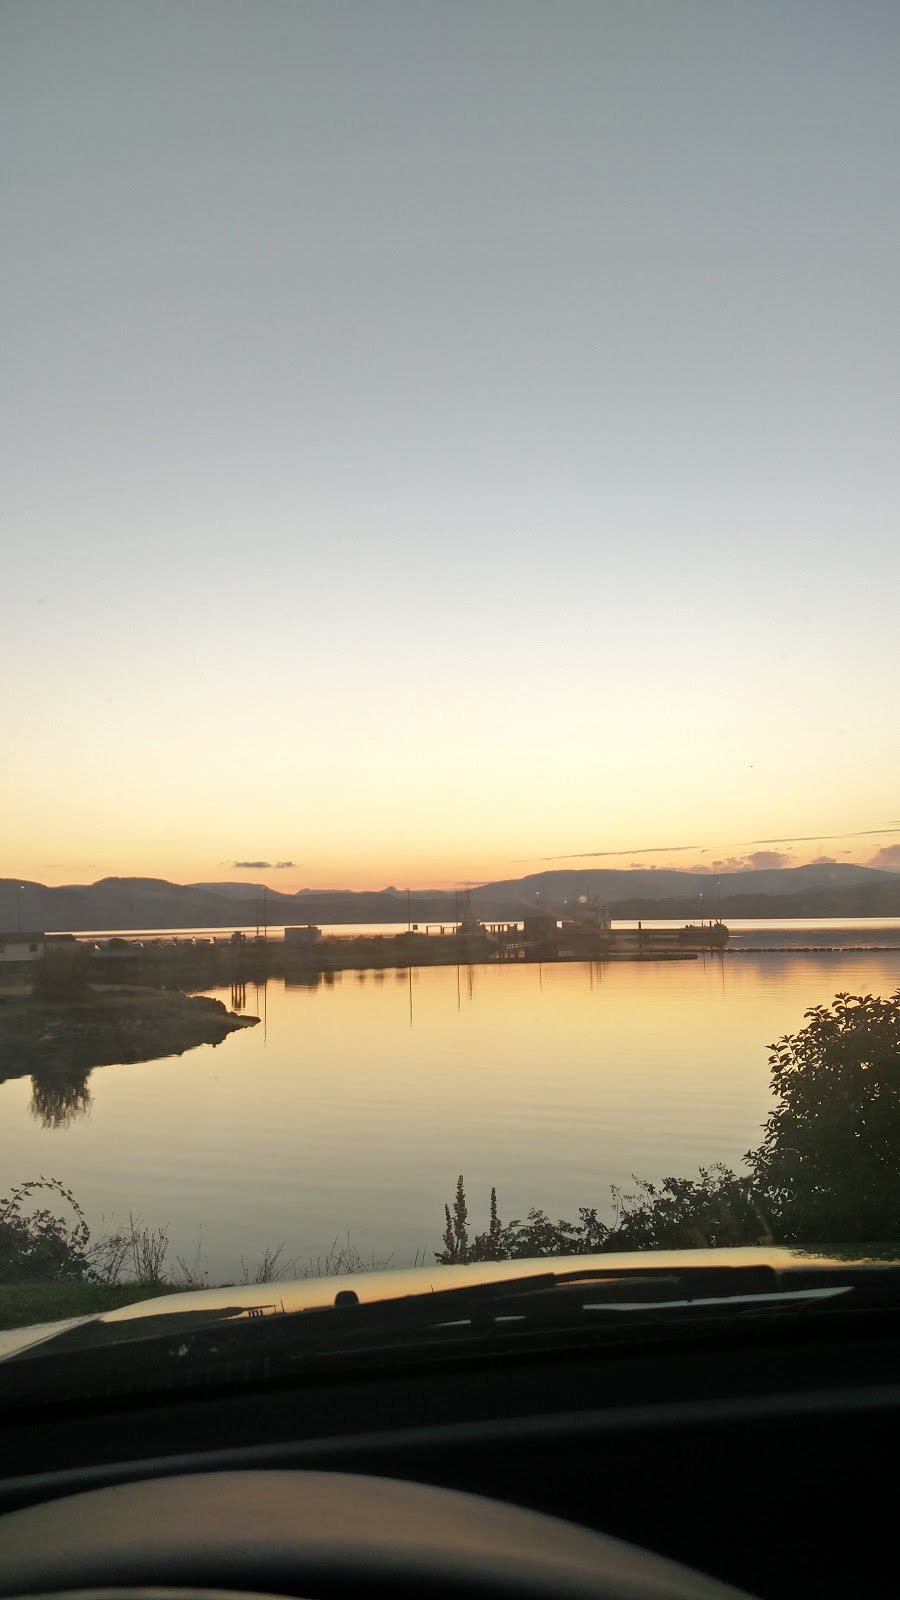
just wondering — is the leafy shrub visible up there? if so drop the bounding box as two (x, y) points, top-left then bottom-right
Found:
(0, 1177), (91, 1281)
(435, 1170), (763, 1263)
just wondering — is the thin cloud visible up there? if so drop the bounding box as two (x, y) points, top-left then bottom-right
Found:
(232, 859), (296, 870)
(746, 828), (900, 845)
(513, 825), (900, 869)
(513, 844), (705, 863)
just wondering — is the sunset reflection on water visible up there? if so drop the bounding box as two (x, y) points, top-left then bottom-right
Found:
(1, 951), (898, 1283)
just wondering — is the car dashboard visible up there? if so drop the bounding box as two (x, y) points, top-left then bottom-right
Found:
(0, 1303), (896, 1599)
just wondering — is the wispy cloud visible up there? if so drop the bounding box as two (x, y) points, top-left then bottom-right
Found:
(232, 859), (296, 869)
(745, 828), (900, 845)
(514, 844), (705, 863)
(513, 824), (900, 870)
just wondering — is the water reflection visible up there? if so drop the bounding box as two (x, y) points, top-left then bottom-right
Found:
(2, 949), (899, 1283)
(30, 1067), (92, 1128)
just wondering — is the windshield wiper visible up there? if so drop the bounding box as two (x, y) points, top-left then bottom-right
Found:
(3, 1258), (899, 1411)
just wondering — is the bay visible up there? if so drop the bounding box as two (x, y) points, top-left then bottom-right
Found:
(1, 940), (899, 1282)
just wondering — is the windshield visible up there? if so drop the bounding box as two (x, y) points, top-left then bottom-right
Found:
(2, 1), (899, 1361)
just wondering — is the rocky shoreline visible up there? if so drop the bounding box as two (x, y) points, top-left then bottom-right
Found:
(0, 986), (258, 1081)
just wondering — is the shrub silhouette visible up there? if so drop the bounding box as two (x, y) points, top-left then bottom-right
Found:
(751, 990), (900, 1244)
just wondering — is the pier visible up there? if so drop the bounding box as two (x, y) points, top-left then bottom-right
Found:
(63, 911), (724, 986)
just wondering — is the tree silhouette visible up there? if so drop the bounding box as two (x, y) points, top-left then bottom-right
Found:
(751, 990), (900, 1244)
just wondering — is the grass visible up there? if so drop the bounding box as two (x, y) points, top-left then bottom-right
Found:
(0, 1233), (397, 1332)
(2, 1178), (398, 1333)
(0, 1280), (185, 1331)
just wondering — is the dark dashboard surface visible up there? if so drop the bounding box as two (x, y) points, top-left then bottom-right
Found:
(1, 1314), (897, 1600)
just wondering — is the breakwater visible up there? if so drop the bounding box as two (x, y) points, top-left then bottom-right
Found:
(79, 926), (706, 987)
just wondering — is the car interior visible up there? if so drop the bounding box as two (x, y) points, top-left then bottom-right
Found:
(0, 1292), (896, 1599)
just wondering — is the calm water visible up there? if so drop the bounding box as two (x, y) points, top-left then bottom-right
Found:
(2, 946), (899, 1280)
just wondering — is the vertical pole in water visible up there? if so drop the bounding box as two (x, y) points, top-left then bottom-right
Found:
(264, 885), (268, 943)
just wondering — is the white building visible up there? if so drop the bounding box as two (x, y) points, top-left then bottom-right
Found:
(0, 933), (45, 964)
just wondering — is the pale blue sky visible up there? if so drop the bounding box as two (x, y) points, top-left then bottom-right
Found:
(3, 1), (898, 886)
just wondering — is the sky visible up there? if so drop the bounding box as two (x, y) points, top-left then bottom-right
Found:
(2, 0), (899, 891)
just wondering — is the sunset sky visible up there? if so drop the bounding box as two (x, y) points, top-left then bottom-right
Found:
(3, 1), (899, 892)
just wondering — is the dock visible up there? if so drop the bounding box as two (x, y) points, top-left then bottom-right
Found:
(61, 911), (724, 985)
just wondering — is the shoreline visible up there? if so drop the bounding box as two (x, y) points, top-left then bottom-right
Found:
(725, 945), (900, 954)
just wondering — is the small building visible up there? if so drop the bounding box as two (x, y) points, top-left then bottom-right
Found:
(284, 925), (322, 945)
(0, 932), (45, 964)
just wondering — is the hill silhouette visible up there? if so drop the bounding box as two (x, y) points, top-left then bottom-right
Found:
(1, 862), (898, 933)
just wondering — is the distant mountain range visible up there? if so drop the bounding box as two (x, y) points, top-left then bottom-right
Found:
(2, 862), (898, 933)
